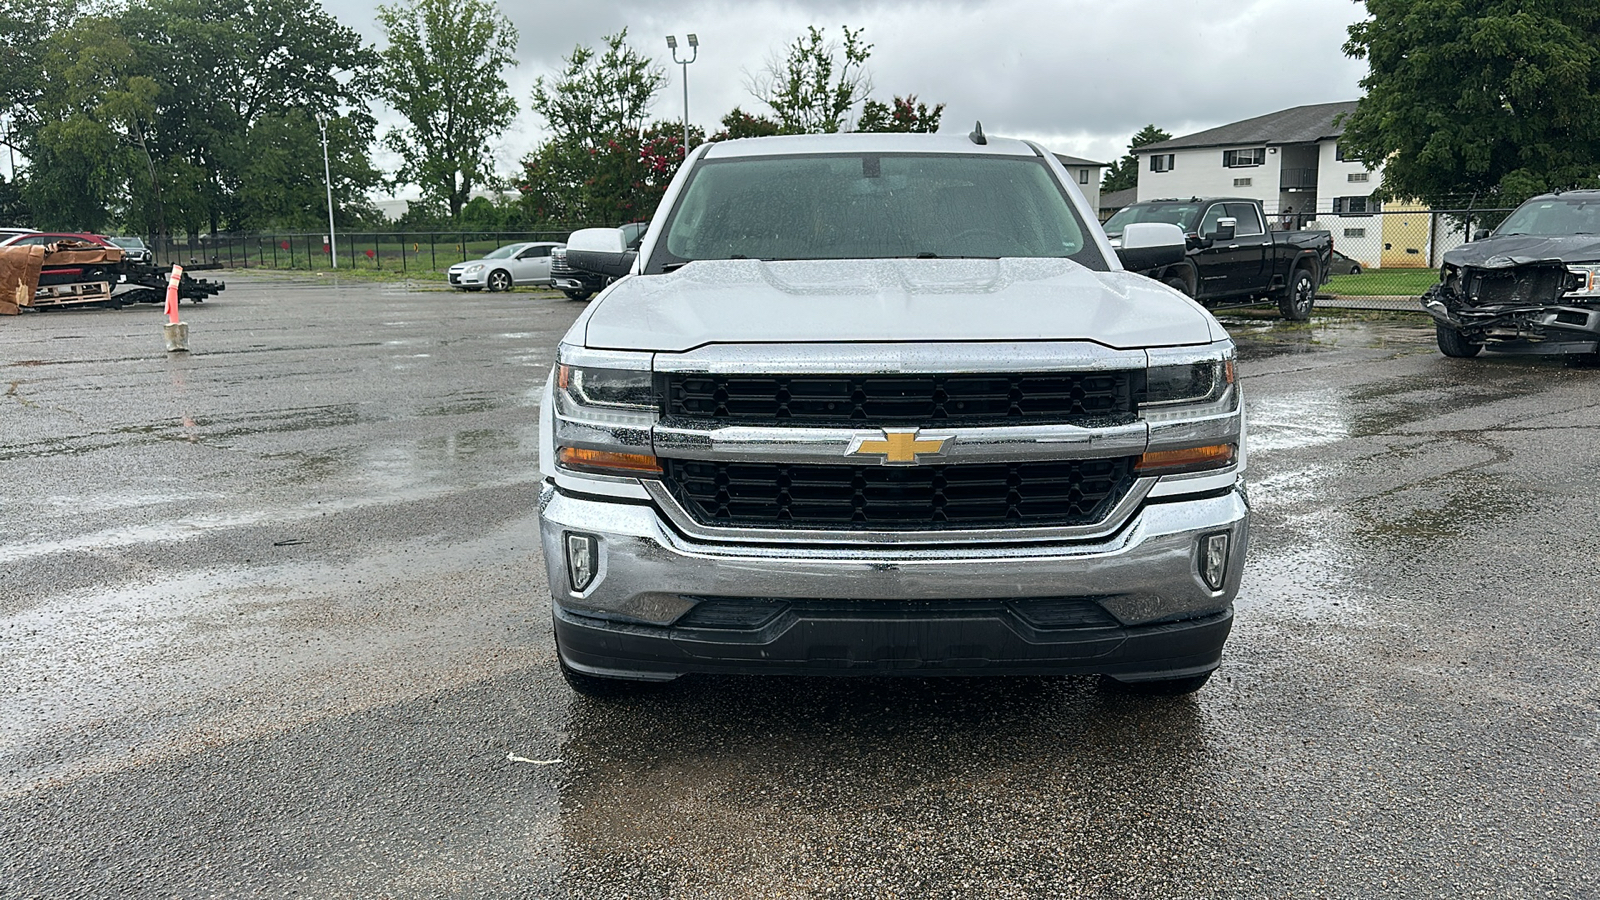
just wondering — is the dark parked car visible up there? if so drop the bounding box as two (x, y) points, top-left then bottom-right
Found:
(1103, 197), (1333, 320)
(109, 236), (153, 265)
(1423, 190), (1600, 359)
(1328, 249), (1363, 276)
(551, 221), (647, 301)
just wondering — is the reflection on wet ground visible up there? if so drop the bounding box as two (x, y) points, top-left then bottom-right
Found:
(557, 676), (1246, 896)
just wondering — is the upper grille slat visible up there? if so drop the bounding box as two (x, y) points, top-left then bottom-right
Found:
(665, 372), (1136, 426)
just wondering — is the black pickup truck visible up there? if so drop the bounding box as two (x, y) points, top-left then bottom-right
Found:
(1103, 197), (1333, 320)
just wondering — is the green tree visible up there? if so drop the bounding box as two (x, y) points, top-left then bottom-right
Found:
(125, 0), (375, 236)
(22, 14), (154, 233)
(856, 95), (945, 133)
(521, 31), (673, 225)
(376, 0), (518, 219)
(1101, 125), (1171, 194)
(709, 106), (782, 141)
(531, 29), (665, 149)
(236, 110), (381, 230)
(751, 25), (873, 134)
(1342, 1), (1600, 205)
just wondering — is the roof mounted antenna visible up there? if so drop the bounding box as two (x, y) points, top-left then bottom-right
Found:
(969, 121), (986, 145)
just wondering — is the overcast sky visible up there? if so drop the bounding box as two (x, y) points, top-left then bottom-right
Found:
(332, 0), (1371, 190)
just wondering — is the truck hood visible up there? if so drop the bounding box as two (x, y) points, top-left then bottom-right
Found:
(581, 258), (1216, 352)
(1444, 235), (1600, 269)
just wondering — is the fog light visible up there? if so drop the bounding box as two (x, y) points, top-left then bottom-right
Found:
(566, 533), (598, 592)
(1201, 532), (1229, 591)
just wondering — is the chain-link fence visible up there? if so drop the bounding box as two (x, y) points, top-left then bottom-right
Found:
(147, 229), (595, 277)
(1299, 208), (1504, 307)
(141, 213), (1506, 313)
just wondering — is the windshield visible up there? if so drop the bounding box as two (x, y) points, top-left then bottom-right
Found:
(1496, 197), (1600, 237)
(483, 244), (525, 259)
(110, 237), (145, 249)
(1102, 202), (1203, 235)
(649, 153), (1102, 270)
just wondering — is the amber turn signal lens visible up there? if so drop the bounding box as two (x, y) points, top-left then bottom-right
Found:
(558, 446), (663, 475)
(1136, 443), (1236, 475)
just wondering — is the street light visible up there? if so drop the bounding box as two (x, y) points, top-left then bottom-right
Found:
(316, 115), (338, 268)
(666, 33), (699, 154)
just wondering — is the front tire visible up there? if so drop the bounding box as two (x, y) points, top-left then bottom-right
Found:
(1278, 266), (1316, 321)
(1162, 273), (1193, 297)
(1349, 264), (1362, 276)
(561, 289), (592, 302)
(1435, 322), (1483, 358)
(487, 269), (513, 292)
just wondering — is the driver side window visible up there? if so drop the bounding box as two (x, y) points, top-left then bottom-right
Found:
(518, 246), (550, 259)
(1199, 205), (1226, 237)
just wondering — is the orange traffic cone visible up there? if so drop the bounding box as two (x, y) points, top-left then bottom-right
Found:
(163, 265), (188, 352)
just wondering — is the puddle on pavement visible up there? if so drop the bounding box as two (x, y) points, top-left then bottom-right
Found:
(419, 395), (504, 417)
(1246, 391), (1350, 453)
(1224, 314), (1433, 362)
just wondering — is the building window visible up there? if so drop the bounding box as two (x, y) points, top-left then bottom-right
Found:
(1233, 178), (1253, 187)
(1332, 196), (1381, 215)
(1343, 228), (1366, 238)
(1223, 148), (1266, 168)
(1335, 143), (1351, 162)
(1150, 154), (1175, 173)
(1079, 169), (1090, 184)
(1347, 172), (1369, 183)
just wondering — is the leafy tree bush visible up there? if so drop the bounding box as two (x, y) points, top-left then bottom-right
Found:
(1342, 1), (1600, 205)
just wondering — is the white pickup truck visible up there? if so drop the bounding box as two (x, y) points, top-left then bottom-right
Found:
(537, 130), (1249, 695)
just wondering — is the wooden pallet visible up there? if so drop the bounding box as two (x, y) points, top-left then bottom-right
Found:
(32, 281), (113, 308)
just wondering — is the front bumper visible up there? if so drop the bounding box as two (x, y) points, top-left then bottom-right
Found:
(538, 481), (1249, 680)
(447, 268), (485, 287)
(1423, 285), (1600, 353)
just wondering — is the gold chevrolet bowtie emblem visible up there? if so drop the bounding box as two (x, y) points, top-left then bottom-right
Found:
(847, 429), (952, 465)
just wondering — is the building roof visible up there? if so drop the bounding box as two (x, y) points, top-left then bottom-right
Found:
(1099, 187), (1136, 211)
(1137, 101), (1359, 154)
(1053, 152), (1108, 168)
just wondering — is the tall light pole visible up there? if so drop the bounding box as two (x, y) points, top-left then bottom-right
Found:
(317, 115), (338, 268)
(666, 34), (698, 153)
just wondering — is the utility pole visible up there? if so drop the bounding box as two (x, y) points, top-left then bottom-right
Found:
(318, 116), (338, 268)
(666, 34), (699, 154)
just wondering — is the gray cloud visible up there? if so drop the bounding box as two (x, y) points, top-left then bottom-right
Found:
(344, 0), (1367, 190)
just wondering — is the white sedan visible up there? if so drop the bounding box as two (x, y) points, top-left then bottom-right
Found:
(447, 241), (564, 292)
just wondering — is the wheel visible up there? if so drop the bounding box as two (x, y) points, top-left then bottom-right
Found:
(1277, 266), (1316, 321)
(1349, 264), (1362, 276)
(562, 290), (592, 302)
(1100, 670), (1213, 695)
(1435, 322), (1482, 358)
(486, 269), (513, 292)
(559, 655), (652, 698)
(1162, 274), (1193, 297)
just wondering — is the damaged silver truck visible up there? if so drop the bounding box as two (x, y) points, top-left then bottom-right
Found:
(1424, 190), (1600, 359)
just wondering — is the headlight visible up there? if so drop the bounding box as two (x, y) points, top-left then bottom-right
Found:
(1142, 356), (1235, 408)
(555, 365), (657, 424)
(552, 356), (660, 477)
(465, 263), (484, 274)
(1565, 264), (1600, 297)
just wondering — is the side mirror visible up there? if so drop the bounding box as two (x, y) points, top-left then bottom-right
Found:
(1472, 228), (1491, 241)
(1212, 217), (1237, 243)
(1115, 222), (1187, 271)
(565, 227), (637, 279)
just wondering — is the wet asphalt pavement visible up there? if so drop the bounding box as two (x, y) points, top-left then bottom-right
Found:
(1, 274), (1597, 898)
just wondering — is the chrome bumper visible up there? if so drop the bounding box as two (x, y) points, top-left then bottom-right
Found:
(537, 481), (1249, 630)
